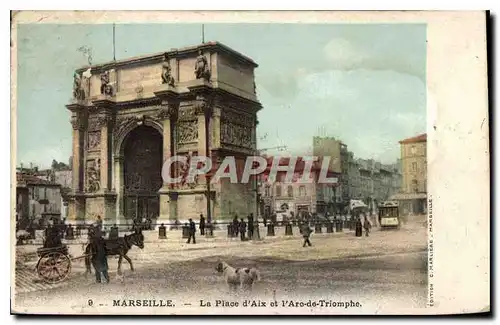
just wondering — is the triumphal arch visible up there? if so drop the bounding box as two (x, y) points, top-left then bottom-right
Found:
(66, 42), (262, 226)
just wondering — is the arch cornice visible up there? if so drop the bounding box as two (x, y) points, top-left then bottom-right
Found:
(113, 114), (163, 156)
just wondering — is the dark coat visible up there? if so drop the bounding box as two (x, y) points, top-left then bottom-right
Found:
(199, 216), (206, 228)
(189, 220), (196, 233)
(44, 226), (62, 248)
(301, 225), (312, 238)
(239, 221), (247, 232)
(248, 216), (254, 230)
(91, 237), (108, 272)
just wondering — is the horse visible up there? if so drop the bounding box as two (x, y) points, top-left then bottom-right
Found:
(85, 229), (144, 276)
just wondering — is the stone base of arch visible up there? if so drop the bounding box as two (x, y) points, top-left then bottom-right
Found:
(84, 192), (117, 225)
(66, 192), (117, 227)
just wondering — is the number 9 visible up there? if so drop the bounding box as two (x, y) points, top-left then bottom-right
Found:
(88, 299), (94, 306)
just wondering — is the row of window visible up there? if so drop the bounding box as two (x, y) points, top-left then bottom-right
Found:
(264, 185), (308, 198)
(410, 161), (428, 173)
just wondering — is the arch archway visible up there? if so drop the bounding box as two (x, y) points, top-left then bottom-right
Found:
(122, 125), (163, 223)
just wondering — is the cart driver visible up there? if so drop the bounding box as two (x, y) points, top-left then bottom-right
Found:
(44, 219), (62, 248)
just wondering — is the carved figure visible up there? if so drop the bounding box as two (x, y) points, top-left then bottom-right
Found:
(73, 72), (85, 100)
(161, 54), (175, 86)
(100, 71), (113, 96)
(221, 122), (252, 148)
(178, 121), (198, 143)
(88, 132), (101, 150)
(194, 50), (211, 81)
(86, 159), (101, 193)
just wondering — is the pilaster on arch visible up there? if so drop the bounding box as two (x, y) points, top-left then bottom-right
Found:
(113, 115), (163, 157)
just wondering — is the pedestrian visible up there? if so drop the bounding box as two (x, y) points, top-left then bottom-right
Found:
(355, 218), (363, 237)
(93, 220), (103, 239)
(364, 216), (372, 237)
(199, 214), (206, 236)
(96, 215), (103, 229)
(239, 218), (247, 241)
(90, 231), (109, 284)
(232, 215), (239, 237)
(301, 223), (312, 247)
(247, 214), (254, 240)
(263, 214), (268, 227)
(87, 224), (95, 242)
(187, 218), (196, 244)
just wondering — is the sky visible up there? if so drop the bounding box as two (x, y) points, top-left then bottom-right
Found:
(16, 23), (426, 168)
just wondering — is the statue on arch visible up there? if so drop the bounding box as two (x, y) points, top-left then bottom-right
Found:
(100, 70), (113, 96)
(161, 53), (175, 86)
(73, 72), (85, 100)
(194, 49), (211, 81)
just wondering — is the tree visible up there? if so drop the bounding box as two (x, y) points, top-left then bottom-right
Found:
(51, 159), (70, 171)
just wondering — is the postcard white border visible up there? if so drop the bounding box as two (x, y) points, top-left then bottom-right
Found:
(8, 10), (490, 316)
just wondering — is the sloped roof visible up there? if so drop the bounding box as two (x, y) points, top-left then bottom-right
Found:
(16, 173), (59, 187)
(399, 133), (427, 144)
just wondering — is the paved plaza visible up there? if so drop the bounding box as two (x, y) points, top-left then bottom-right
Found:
(13, 218), (427, 314)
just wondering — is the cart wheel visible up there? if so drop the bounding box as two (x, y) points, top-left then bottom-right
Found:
(37, 252), (71, 284)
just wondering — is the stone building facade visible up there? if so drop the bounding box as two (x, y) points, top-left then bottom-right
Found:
(66, 42), (262, 226)
(312, 136), (347, 213)
(16, 173), (62, 228)
(390, 133), (427, 215)
(349, 158), (402, 211)
(309, 136), (402, 213)
(258, 157), (339, 217)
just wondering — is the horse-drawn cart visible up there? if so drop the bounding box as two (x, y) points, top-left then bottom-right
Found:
(35, 245), (88, 284)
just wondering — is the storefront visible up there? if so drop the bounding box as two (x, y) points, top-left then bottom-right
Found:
(389, 193), (427, 215)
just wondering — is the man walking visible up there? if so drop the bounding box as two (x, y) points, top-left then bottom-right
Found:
(301, 223), (313, 247)
(232, 215), (239, 237)
(187, 218), (196, 244)
(247, 214), (254, 240)
(199, 214), (206, 236)
(239, 218), (247, 241)
(90, 228), (109, 284)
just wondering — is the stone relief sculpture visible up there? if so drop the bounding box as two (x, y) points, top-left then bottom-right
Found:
(177, 121), (199, 143)
(100, 70), (113, 96)
(221, 109), (254, 127)
(73, 72), (85, 100)
(194, 49), (211, 81)
(86, 159), (101, 193)
(161, 53), (175, 86)
(70, 115), (81, 130)
(156, 104), (178, 121)
(221, 122), (252, 148)
(87, 131), (101, 150)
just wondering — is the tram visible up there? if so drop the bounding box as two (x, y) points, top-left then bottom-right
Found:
(378, 201), (400, 229)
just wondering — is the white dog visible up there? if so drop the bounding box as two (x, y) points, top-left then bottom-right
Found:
(216, 261), (260, 291)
